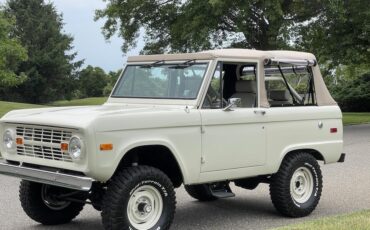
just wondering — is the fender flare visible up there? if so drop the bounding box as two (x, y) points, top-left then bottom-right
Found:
(112, 139), (189, 183)
(275, 142), (326, 172)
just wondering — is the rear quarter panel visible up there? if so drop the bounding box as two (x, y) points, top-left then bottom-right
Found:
(265, 106), (343, 173)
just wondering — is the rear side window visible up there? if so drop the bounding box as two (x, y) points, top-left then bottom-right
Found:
(265, 65), (316, 107)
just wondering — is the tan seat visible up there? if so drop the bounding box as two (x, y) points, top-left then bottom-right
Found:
(269, 90), (291, 106)
(230, 80), (257, 108)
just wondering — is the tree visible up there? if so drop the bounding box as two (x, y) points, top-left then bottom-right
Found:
(0, 12), (27, 89)
(298, 0), (370, 67)
(79, 66), (108, 98)
(108, 69), (122, 85)
(3, 0), (82, 103)
(331, 71), (370, 112)
(296, 0), (370, 111)
(103, 69), (122, 96)
(95, 0), (323, 54)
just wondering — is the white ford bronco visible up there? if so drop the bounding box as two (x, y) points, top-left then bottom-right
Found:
(0, 49), (345, 230)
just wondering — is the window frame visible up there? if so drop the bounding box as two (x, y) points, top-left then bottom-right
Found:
(111, 62), (210, 100)
(200, 61), (223, 109)
(264, 65), (318, 107)
(200, 59), (260, 109)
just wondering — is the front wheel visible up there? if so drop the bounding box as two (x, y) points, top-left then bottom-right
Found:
(101, 166), (176, 230)
(19, 181), (86, 225)
(270, 152), (323, 217)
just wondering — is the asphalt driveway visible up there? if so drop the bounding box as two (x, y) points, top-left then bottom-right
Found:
(0, 124), (369, 230)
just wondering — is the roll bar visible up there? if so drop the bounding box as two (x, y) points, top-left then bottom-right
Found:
(243, 66), (308, 75)
(264, 58), (317, 67)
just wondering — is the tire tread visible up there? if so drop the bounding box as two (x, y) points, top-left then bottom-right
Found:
(269, 152), (323, 217)
(19, 181), (85, 225)
(102, 166), (176, 230)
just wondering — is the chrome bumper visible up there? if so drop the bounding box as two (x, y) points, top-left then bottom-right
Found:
(0, 161), (93, 191)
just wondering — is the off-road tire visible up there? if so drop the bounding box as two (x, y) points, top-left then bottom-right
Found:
(185, 184), (218, 202)
(270, 152), (323, 217)
(101, 166), (176, 230)
(19, 180), (85, 225)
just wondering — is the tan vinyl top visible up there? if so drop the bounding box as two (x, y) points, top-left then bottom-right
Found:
(127, 49), (316, 62)
(127, 49), (336, 107)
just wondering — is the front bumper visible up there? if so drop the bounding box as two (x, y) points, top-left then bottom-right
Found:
(0, 160), (94, 191)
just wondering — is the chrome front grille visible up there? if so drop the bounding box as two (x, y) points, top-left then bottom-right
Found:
(16, 126), (72, 144)
(16, 126), (73, 162)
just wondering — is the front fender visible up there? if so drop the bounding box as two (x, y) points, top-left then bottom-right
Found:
(88, 127), (202, 183)
(115, 139), (188, 182)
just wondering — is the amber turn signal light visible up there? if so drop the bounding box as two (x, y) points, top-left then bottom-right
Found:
(16, 138), (23, 145)
(100, 143), (113, 151)
(61, 143), (69, 151)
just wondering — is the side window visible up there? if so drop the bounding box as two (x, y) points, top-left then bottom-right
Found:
(265, 65), (316, 107)
(202, 62), (259, 109)
(240, 66), (257, 81)
(203, 63), (223, 109)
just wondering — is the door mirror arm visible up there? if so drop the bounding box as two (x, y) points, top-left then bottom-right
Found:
(223, 98), (241, 111)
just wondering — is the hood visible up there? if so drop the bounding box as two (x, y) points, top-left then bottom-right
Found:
(0, 104), (180, 129)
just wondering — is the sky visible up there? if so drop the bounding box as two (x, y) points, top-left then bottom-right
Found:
(1, 0), (144, 72)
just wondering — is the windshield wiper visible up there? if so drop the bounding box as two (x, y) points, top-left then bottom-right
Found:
(168, 60), (196, 69)
(140, 60), (165, 68)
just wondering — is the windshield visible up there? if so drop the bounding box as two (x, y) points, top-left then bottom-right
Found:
(112, 63), (208, 99)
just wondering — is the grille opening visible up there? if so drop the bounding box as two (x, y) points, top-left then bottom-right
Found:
(15, 126), (74, 162)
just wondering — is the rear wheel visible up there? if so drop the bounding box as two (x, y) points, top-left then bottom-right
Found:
(101, 166), (176, 230)
(19, 181), (86, 225)
(270, 152), (323, 217)
(185, 184), (218, 202)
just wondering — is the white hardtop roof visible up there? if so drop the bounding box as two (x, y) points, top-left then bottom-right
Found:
(127, 49), (317, 63)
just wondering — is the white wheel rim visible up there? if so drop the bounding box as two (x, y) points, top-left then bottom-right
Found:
(127, 185), (163, 230)
(290, 167), (314, 203)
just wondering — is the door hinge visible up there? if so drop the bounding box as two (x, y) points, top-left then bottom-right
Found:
(200, 126), (205, 134)
(201, 156), (206, 164)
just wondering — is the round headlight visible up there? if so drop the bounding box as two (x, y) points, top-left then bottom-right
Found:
(68, 136), (83, 160)
(3, 129), (15, 150)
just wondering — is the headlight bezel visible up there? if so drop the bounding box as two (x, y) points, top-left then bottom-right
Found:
(3, 129), (16, 151)
(68, 136), (84, 161)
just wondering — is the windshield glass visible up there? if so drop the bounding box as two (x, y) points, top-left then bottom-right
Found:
(112, 63), (208, 99)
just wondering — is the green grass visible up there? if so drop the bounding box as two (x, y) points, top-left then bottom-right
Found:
(0, 101), (46, 118)
(0, 97), (106, 118)
(342, 112), (370, 126)
(48, 97), (107, 106)
(274, 210), (370, 230)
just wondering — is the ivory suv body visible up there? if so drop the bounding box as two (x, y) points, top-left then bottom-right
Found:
(0, 49), (345, 230)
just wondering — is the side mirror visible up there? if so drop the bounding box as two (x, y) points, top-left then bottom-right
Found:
(223, 98), (241, 111)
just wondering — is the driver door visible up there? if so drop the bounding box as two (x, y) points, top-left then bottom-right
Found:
(200, 62), (267, 173)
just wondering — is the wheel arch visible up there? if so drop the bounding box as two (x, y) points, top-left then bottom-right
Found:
(278, 148), (325, 171)
(282, 148), (324, 162)
(113, 142), (186, 188)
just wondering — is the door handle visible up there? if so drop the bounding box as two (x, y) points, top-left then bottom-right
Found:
(254, 110), (266, 115)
